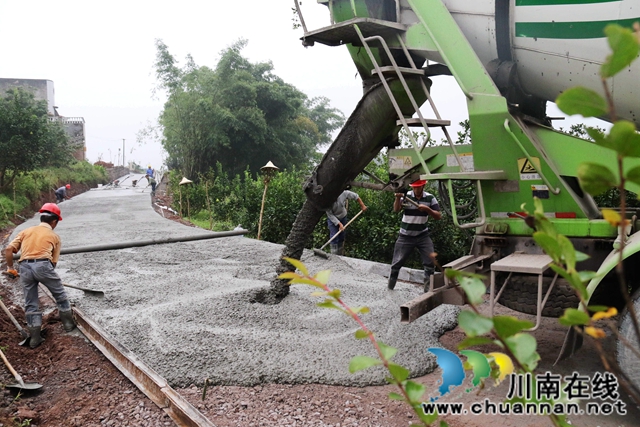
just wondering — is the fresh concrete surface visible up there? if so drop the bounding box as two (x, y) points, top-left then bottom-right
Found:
(8, 175), (460, 387)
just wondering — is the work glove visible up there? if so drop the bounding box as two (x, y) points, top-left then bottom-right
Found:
(2, 269), (19, 279)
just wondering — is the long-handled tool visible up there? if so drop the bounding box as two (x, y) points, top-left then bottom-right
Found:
(313, 209), (365, 259)
(63, 283), (104, 296)
(0, 298), (30, 342)
(0, 348), (42, 391)
(402, 196), (421, 208)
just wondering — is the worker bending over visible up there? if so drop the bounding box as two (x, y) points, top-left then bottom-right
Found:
(4, 203), (76, 348)
(325, 190), (367, 255)
(55, 184), (71, 203)
(388, 179), (441, 292)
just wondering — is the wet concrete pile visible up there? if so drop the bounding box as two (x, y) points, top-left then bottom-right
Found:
(7, 175), (459, 388)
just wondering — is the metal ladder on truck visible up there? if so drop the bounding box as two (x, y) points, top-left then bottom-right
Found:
(296, 1), (465, 175)
(294, 0), (563, 324)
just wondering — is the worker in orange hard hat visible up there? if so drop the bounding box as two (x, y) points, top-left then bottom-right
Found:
(3, 203), (76, 348)
(387, 179), (442, 292)
(55, 184), (71, 204)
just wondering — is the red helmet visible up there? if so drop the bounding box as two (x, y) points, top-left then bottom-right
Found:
(39, 203), (62, 221)
(65, 184), (71, 189)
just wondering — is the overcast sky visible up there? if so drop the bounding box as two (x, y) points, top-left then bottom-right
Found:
(0, 1), (598, 171)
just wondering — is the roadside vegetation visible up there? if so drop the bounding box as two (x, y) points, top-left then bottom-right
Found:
(0, 87), (108, 230)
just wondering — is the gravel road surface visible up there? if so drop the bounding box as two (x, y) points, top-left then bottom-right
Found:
(9, 175), (459, 388)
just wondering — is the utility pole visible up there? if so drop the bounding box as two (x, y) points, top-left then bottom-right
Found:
(123, 139), (126, 167)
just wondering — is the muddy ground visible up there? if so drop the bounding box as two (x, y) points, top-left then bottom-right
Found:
(0, 179), (638, 427)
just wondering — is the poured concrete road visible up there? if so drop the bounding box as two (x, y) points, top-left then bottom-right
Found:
(9, 176), (459, 387)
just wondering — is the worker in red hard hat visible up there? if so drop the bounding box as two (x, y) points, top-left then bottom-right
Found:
(387, 179), (442, 292)
(3, 203), (76, 348)
(55, 184), (71, 204)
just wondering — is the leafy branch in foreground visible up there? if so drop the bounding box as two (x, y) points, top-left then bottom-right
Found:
(278, 257), (442, 427)
(554, 22), (640, 405)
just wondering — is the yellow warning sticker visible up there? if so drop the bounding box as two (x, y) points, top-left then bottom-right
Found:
(389, 156), (412, 170)
(517, 158), (541, 180)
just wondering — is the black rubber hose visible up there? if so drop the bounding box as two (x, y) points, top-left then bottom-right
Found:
(12, 229), (249, 259)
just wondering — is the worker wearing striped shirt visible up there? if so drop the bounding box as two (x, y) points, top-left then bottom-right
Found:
(388, 179), (441, 292)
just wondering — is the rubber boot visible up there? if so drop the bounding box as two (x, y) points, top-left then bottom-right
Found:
(59, 310), (76, 332)
(388, 271), (399, 290)
(330, 244), (340, 255)
(26, 313), (44, 348)
(424, 267), (435, 293)
(28, 326), (44, 348)
(336, 242), (345, 256)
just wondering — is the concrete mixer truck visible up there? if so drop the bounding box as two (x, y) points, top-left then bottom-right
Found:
(284, 0), (640, 391)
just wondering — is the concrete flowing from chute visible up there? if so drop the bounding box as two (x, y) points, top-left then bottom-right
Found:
(7, 174), (459, 387)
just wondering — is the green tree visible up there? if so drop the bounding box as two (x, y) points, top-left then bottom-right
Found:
(0, 88), (72, 190)
(153, 39), (344, 179)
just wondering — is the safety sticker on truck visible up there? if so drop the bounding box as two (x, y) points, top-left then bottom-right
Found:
(531, 184), (549, 199)
(389, 156), (412, 170)
(517, 157), (541, 180)
(446, 153), (474, 171)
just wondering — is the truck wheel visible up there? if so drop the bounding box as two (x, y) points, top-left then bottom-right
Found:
(616, 289), (640, 392)
(496, 275), (580, 318)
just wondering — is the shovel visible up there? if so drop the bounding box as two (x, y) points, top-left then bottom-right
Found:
(0, 348), (42, 391)
(313, 209), (365, 259)
(0, 298), (30, 344)
(63, 283), (104, 296)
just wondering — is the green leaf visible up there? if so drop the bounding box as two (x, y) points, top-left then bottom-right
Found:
(282, 257), (309, 276)
(353, 306), (370, 315)
(577, 163), (618, 195)
(355, 329), (370, 340)
(278, 272), (300, 280)
(288, 277), (324, 289)
(314, 269), (331, 285)
(388, 392), (405, 401)
(569, 270), (589, 300)
(405, 380), (426, 403)
(578, 270), (598, 283)
(557, 235), (576, 271)
(310, 291), (329, 297)
(626, 166), (640, 187)
(327, 289), (341, 298)
(574, 250), (590, 262)
(378, 342), (398, 361)
(554, 415), (572, 427)
(608, 120), (640, 157)
(588, 305), (610, 313)
(440, 422), (450, 427)
(505, 333), (540, 371)
(349, 355), (381, 373)
(459, 277), (486, 305)
(533, 197), (544, 216)
(417, 410), (439, 425)
(533, 232), (562, 263)
(560, 308), (591, 326)
(388, 362), (410, 382)
(317, 300), (346, 313)
(493, 316), (534, 339)
(601, 24), (640, 78)
(586, 127), (606, 144)
(458, 311), (493, 337)
(445, 268), (484, 281)
(458, 336), (496, 350)
(556, 87), (607, 118)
